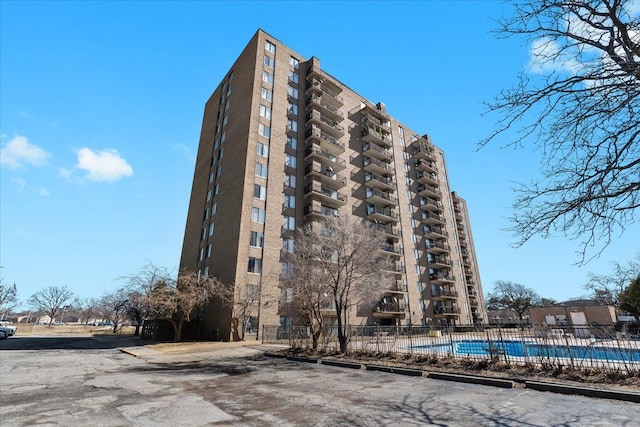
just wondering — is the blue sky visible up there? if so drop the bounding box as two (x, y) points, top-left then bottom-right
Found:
(2, 1), (638, 310)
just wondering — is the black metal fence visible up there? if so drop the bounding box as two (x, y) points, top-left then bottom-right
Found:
(262, 324), (640, 374)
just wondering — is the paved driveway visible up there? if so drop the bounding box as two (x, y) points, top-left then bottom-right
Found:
(1, 335), (638, 426)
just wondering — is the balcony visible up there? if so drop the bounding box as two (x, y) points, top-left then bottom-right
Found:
(433, 305), (460, 317)
(304, 145), (346, 171)
(425, 240), (450, 254)
(363, 142), (393, 162)
(370, 222), (400, 240)
(304, 163), (347, 188)
(417, 184), (442, 200)
(422, 211), (446, 226)
(304, 183), (347, 208)
(373, 300), (406, 319)
(381, 261), (404, 276)
(361, 101), (390, 121)
(304, 204), (340, 220)
(306, 94), (344, 122)
(365, 172), (394, 192)
(306, 110), (344, 139)
(378, 244), (402, 258)
(432, 288), (458, 300)
(305, 126), (344, 155)
(366, 188), (397, 207)
(362, 112), (391, 133)
(429, 255), (453, 269)
(420, 197), (443, 212)
(415, 158), (437, 174)
(412, 142), (436, 161)
(362, 126), (392, 148)
(424, 225), (448, 239)
(363, 156), (392, 176)
(367, 205), (397, 224)
(416, 171), (439, 186)
(306, 78), (343, 107)
(430, 273), (455, 284)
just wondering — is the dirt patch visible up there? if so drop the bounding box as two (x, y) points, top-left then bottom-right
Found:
(147, 340), (254, 354)
(281, 348), (640, 392)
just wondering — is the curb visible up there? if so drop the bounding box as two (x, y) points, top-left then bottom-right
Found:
(287, 355), (318, 364)
(118, 348), (140, 357)
(365, 364), (424, 377)
(319, 359), (363, 369)
(428, 371), (514, 388)
(524, 380), (640, 403)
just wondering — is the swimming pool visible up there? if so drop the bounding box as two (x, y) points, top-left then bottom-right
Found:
(410, 340), (640, 363)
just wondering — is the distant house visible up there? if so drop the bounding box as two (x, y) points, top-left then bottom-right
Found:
(529, 301), (617, 327)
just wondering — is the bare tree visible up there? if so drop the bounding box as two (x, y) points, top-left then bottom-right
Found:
(286, 215), (393, 353)
(72, 297), (101, 326)
(0, 279), (18, 318)
(145, 269), (224, 341)
(486, 281), (541, 327)
(28, 286), (74, 326)
(482, 0), (640, 263)
(99, 290), (130, 333)
(123, 291), (149, 336)
(230, 284), (258, 342)
(281, 236), (332, 350)
(585, 252), (640, 305)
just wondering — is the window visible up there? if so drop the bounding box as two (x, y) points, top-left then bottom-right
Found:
(255, 162), (268, 178)
(288, 103), (298, 115)
(260, 105), (272, 120)
(216, 165), (222, 178)
(282, 238), (294, 253)
(213, 184), (219, 196)
(264, 55), (274, 68)
(288, 70), (298, 84)
(254, 184), (266, 200)
(199, 248), (205, 262)
(284, 194), (295, 208)
(220, 131), (226, 143)
(209, 172), (214, 184)
(285, 154), (296, 168)
(225, 99), (230, 111)
(203, 208), (209, 220)
(265, 40), (276, 53)
(261, 87), (273, 102)
(289, 56), (299, 69)
(209, 222), (215, 236)
(258, 123), (271, 138)
(287, 119), (297, 132)
(283, 215), (295, 230)
(204, 266), (209, 277)
(248, 257), (262, 274)
(206, 244), (212, 258)
(288, 86), (298, 99)
(211, 202), (217, 216)
(206, 189), (212, 202)
(286, 136), (297, 150)
(218, 148), (223, 161)
(262, 70), (273, 85)
(281, 262), (294, 278)
(284, 174), (296, 188)
(201, 227), (207, 241)
(251, 207), (265, 223)
(250, 231), (264, 248)
(257, 142), (269, 158)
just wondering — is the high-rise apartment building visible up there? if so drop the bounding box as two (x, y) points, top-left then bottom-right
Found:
(180, 29), (487, 340)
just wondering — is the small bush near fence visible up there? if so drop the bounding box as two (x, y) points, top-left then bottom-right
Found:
(262, 324), (640, 376)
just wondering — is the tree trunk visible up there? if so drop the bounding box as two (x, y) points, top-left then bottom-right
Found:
(134, 324), (141, 336)
(172, 317), (185, 341)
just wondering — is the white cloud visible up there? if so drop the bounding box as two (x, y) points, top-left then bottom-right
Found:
(75, 148), (133, 182)
(528, 37), (582, 75)
(171, 143), (196, 162)
(10, 177), (26, 193)
(0, 135), (50, 169)
(38, 188), (51, 197)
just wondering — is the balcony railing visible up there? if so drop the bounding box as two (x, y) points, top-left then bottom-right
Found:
(367, 205), (396, 219)
(363, 142), (393, 161)
(433, 289), (458, 298)
(306, 127), (344, 154)
(370, 222), (399, 238)
(363, 156), (391, 174)
(375, 301), (406, 313)
(422, 211), (445, 224)
(417, 184), (442, 199)
(306, 110), (344, 137)
(306, 94), (343, 120)
(304, 146), (346, 170)
(366, 188), (397, 205)
(306, 79), (343, 104)
(426, 240), (450, 252)
(362, 112), (391, 132)
(362, 126), (392, 147)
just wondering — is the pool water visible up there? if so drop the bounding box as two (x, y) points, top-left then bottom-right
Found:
(411, 340), (640, 362)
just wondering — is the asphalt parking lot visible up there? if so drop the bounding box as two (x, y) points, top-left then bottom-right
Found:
(1, 335), (638, 426)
